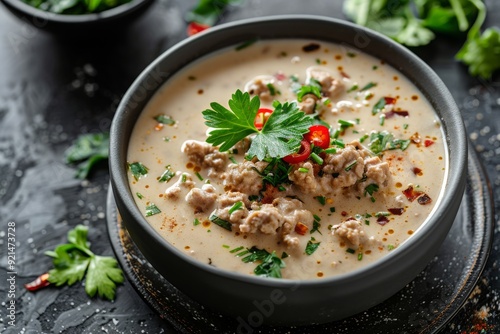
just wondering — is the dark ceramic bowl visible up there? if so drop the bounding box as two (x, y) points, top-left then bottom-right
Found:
(109, 15), (467, 326)
(0, 0), (153, 33)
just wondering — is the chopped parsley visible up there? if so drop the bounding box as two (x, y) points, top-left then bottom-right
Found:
(368, 131), (411, 154)
(154, 114), (175, 125)
(145, 203), (161, 217)
(305, 237), (321, 255)
(315, 196), (326, 205)
(128, 162), (149, 181)
(239, 247), (285, 278)
(158, 165), (175, 183)
(209, 213), (232, 231)
(193, 218), (201, 226)
(360, 82), (377, 91)
(364, 184), (380, 202)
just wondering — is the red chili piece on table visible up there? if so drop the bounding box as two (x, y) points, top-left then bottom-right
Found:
(187, 22), (210, 36)
(304, 125), (330, 149)
(25, 273), (50, 292)
(254, 108), (273, 130)
(283, 140), (311, 164)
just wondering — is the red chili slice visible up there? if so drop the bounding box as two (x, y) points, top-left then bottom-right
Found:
(304, 125), (330, 149)
(187, 22), (210, 36)
(283, 140), (311, 164)
(25, 273), (50, 292)
(424, 139), (434, 147)
(254, 108), (273, 130)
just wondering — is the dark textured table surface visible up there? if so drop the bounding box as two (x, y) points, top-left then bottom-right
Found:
(0, 1), (499, 333)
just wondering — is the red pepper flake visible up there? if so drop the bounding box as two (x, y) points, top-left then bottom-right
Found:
(388, 208), (404, 215)
(384, 97), (397, 105)
(410, 132), (421, 146)
(417, 194), (432, 205)
(295, 222), (309, 235)
(25, 273), (50, 292)
(187, 22), (210, 36)
(424, 139), (434, 147)
(339, 71), (350, 79)
(377, 216), (389, 225)
(412, 167), (423, 176)
(274, 72), (286, 81)
(302, 43), (321, 52)
(384, 110), (409, 119)
(341, 211), (348, 217)
(403, 185), (423, 202)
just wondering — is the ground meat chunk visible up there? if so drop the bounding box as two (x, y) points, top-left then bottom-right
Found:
(244, 75), (276, 103)
(181, 140), (228, 176)
(289, 141), (391, 197)
(185, 184), (218, 213)
(332, 217), (366, 248)
(222, 160), (266, 195)
(213, 192), (251, 223)
(164, 173), (195, 199)
(306, 67), (345, 99)
(241, 206), (282, 234)
(299, 94), (319, 114)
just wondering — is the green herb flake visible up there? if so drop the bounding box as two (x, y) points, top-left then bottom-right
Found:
(305, 238), (321, 255)
(345, 160), (358, 172)
(388, 244), (395, 251)
(347, 52), (357, 58)
(209, 213), (232, 231)
(229, 156), (238, 164)
(235, 38), (258, 51)
(128, 162), (149, 181)
(266, 83), (277, 96)
(195, 172), (204, 181)
(158, 165), (175, 183)
(222, 244), (230, 249)
(360, 82), (377, 91)
(403, 124), (409, 129)
(136, 192), (144, 200)
(346, 248), (355, 254)
(323, 147), (337, 154)
(357, 253), (363, 261)
(281, 252), (289, 259)
(364, 184), (380, 202)
(230, 246), (244, 254)
(298, 167), (309, 173)
(193, 218), (201, 226)
(145, 203), (161, 217)
(372, 65), (378, 70)
(310, 152), (324, 165)
(347, 84), (359, 93)
(329, 207), (336, 213)
(315, 196), (326, 205)
(241, 247), (285, 278)
(228, 201), (244, 215)
(372, 97), (387, 115)
(154, 114), (175, 125)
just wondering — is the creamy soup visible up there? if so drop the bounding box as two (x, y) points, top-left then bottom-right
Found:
(127, 39), (447, 280)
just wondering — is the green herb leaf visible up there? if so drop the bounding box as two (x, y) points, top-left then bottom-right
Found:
(145, 203), (161, 217)
(158, 165), (175, 183)
(128, 162), (149, 181)
(305, 238), (321, 255)
(45, 225), (123, 300)
(65, 132), (109, 179)
(185, 0), (240, 26)
(209, 213), (232, 231)
(154, 114), (175, 125)
(254, 251), (286, 278)
(456, 27), (500, 79)
(203, 90), (312, 160)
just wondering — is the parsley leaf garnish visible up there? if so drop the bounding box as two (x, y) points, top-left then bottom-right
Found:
(203, 90), (312, 160)
(65, 132), (109, 179)
(45, 225), (123, 300)
(240, 247), (286, 278)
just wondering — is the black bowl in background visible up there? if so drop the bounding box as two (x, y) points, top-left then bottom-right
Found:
(0, 0), (154, 34)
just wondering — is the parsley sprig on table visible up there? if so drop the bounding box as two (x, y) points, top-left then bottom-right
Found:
(202, 90), (312, 160)
(343, 0), (500, 79)
(45, 225), (124, 300)
(65, 132), (109, 179)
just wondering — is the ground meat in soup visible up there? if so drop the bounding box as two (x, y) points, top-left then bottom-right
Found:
(127, 39), (447, 279)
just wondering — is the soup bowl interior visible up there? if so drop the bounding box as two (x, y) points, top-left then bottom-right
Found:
(110, 15), (467, 325)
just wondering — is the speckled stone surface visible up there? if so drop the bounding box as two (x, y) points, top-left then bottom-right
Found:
(0, 1), (498, 333)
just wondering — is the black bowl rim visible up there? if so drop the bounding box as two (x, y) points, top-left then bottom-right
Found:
(1, 0), (152, 24)
(110, 14), (467, 289)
